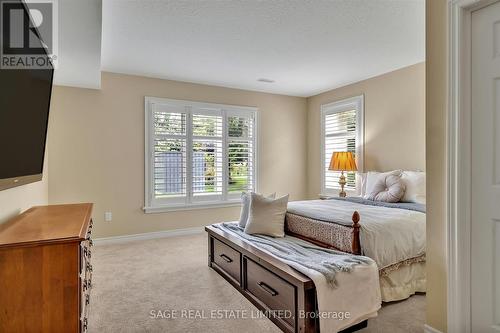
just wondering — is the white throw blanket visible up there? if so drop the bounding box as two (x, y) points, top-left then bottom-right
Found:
(287, 199), (426, 269)
(215, 222), (382, 333)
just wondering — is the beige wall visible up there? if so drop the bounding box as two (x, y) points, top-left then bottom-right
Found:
(306, 63), (426, 198)
(49, 66), (426, 237)
(48, 72), (308, 238)
(0, 156), (48, 224)
(426, 0), (448, 331)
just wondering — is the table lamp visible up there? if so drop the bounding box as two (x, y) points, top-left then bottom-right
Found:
(329, 151), (358, 197)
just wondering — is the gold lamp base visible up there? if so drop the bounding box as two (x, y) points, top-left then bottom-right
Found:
(338, 171), (347, 197)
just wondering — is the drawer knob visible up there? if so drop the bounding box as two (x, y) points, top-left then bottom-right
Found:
(258, 281), (278, 296)
(219, 254), (233, 263)
(83, 279), (92, 290)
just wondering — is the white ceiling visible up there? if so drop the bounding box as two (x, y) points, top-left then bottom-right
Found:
(56, 0), (425, 97)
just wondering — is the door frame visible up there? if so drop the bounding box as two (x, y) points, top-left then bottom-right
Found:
(447, 0), (499, 332)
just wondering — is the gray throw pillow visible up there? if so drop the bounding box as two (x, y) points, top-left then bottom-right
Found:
(363, 170), (402, 199)
(366, 173), (406, 203)
(244, 193), (289, 237)
(238, 192), (275, 228)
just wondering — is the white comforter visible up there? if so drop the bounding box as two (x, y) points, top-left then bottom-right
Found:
(287, 199), (426, 269)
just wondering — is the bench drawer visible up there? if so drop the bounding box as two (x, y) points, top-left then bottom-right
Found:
(245, 258), (295, 328)
(213, 238), (241, 283)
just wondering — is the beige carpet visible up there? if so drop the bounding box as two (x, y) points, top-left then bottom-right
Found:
(89, 233), (425, 333)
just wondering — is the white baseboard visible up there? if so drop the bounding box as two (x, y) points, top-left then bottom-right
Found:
(424, 324), (443, 333)
(93, 226), (204, 245)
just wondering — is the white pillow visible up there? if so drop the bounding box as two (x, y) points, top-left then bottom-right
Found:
(357, 172), (367, 196)
(400, 171), (426, 204)
(238, 192), (276, 228)
(363, 170), (402, 199)
(244, 193), (289, 237)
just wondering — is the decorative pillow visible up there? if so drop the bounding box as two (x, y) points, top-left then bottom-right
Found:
(238, 192), (276, 228)
(365, 173), (405, 203)
(400, 171), (426, 204)
(364, 170), (402, 199)
(244, 193), (289, 237)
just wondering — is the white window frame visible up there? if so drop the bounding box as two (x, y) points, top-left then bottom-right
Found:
(144, 97), (258, 213)
(320, 95), (364, 197)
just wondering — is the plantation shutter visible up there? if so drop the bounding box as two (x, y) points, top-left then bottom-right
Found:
(146, 98), (257, 210)
(227, 112), (255, 199)
(191, 108), (224, 202)
(152, 103), (188, 205)
(324, 109), (357, 191)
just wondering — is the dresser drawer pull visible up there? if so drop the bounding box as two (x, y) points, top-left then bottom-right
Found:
(83, 279), (92, 290)
(219, 254), (233, 263)
(258, 281), (278, 296)
(83, 318), (88, 331)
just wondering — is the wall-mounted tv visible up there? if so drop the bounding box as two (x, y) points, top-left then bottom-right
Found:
(0, 1), (54, 191)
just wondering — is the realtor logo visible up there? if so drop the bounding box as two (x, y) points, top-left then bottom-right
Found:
(1, 0), (58, 69)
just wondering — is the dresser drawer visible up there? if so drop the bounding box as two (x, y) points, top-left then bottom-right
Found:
(245, 258), (295, 328)
(213, 238), (241, 283)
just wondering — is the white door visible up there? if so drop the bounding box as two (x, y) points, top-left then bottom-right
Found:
(471, 1), (500, 332)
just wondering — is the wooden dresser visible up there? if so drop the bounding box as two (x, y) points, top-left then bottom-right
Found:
(0, 204), (94, 333)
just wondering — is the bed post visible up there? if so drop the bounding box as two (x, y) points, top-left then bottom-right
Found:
(351, 211), (361, 255)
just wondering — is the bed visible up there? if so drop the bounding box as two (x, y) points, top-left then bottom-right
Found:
(285, 197), (426, 302)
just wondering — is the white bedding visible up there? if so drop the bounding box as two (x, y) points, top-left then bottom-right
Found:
(287, 199), (426, 269)
(380, 261), (426, 301)
(356, 204), (425, 269)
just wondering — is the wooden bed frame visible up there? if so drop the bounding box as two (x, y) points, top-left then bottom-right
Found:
(285, 211), (362, 255)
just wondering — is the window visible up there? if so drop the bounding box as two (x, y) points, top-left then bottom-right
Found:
(320, 95), (364, 196)
(145, 97), (257, 212)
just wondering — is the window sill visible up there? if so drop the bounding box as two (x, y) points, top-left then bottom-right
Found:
(143, 201), (242, 214)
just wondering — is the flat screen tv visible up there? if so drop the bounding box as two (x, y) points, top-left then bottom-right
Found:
(0, 1), (54, 191)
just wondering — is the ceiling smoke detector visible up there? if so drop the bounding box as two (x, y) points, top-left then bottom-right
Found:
(257, 78), (275, 83)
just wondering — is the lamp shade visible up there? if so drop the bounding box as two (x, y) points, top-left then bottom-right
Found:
(329, 152), (358, 171)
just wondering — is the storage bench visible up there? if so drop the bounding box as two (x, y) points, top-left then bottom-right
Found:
(206, 225), (368, 333)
